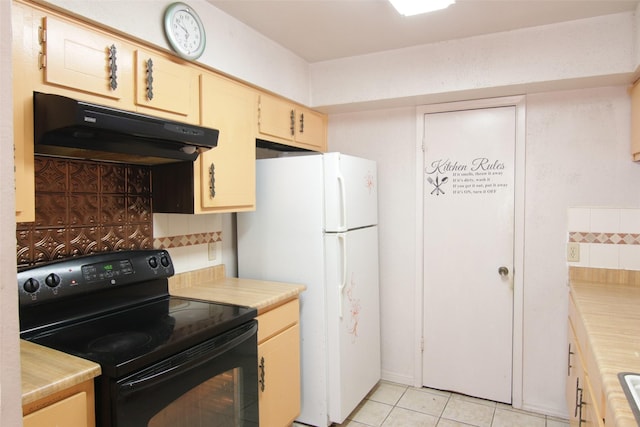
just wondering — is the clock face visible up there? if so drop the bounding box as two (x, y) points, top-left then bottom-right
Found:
(164, 3), (206, 60)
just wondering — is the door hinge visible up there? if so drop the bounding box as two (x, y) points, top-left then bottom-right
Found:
(39, 26), (46, 44)
(420, 337), (425, 352)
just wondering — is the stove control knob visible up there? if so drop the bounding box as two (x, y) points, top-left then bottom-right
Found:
(148, 257), (158, 268)
(160, 255), (170, 268)
(45, 273), (61, 288)
(23, 278), (40, 293)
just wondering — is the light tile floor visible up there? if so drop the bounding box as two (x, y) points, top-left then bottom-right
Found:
(294, 381), (569, 427)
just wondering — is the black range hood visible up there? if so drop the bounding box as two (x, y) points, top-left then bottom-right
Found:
(33, 92), (219, 165)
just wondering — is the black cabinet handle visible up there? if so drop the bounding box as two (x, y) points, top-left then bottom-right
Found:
(567, 343), (574, 376)
(259, 356), (265, 392)
(289, 110), (295, 136)
(299, 112), (304, 134)
(109, 44), (118, 90)
(146, 59), (154, 100)
(209, 163), (216, 198)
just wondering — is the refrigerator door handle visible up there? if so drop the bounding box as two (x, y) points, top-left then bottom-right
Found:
(337, 172), (347, 231)
(338, 233), (347, 319)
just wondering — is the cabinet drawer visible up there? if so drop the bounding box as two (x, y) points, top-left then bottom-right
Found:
(257, 299), (299, 343)
(23, 391), (88, 427)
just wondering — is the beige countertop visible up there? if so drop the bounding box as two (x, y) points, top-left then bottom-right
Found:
(21, 340), (101, 406)
(168, 267), (306, 314)
(570, 280), (640, 427)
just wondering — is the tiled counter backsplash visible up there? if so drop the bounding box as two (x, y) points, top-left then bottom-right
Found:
(568, 207), (640, 270)
(17, 156), (223, 270)
(16, 157), (153, 267)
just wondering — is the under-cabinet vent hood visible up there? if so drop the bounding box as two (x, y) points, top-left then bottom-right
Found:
(33, 92), (219, 165)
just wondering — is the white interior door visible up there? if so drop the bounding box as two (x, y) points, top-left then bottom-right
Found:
(422, 106), (515, 404)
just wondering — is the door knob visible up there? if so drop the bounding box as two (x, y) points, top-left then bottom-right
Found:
(498, 266), (509, 277)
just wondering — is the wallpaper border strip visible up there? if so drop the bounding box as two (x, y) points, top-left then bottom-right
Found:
(569, 231), (640, 245)
(154, 231), (222, 249)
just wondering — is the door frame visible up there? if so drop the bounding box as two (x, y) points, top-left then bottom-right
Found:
(414, 95), (526, 408)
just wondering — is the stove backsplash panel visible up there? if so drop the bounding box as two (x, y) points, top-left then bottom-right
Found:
(17, 156), (153, 267)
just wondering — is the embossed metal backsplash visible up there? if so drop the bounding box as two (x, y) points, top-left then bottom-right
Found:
(16, 156), (153, 267)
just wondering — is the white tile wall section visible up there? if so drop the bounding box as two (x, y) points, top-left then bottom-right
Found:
(153, 213), (223, 274)
(567, 207), (640, 270)
(621, 209), (640, 233)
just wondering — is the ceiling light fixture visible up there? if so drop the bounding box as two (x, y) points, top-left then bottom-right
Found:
(388, 0), (456, 16)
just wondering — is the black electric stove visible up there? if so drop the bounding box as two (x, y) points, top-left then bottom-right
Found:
(17, 250), (257, 378)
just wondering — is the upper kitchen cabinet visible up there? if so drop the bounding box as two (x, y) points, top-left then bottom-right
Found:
(134, 49), (200, 124)
(631, 80), (640, 160)
(13, 1), (38, 222)
(152, 73), (256, 214)
(257, 93), (327, 152)
(39, 15), (134, 105)
(12, 2), (136, 222)
(197, 73), (256, 212)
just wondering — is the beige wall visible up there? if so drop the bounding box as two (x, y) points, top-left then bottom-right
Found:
(1, 1), (24, 425)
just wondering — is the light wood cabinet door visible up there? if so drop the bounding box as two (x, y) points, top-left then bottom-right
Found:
(295, 107), (327, 151)
(567, 311), (605, 427)
(134, 49), (199, 123)
(12, 1), (38, 222)
(41, 16), (133, 103)
(257, 94), (327, 152)
(23, 391), (89, 427)
(197, 73), (256, 212)
(258, 93), (296, 142)
(256, 299), (301, 427)
(258, 323), (301, 427)
(567, 323), (584, 427)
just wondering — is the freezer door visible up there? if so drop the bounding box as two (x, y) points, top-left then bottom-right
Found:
(324, 226), (381, 424)
(324, 153), (378, 232)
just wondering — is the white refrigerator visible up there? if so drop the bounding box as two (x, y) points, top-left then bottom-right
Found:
(237, 152), (381, 426)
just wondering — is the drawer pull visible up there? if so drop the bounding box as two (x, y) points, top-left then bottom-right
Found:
(259, 356), (266, 392)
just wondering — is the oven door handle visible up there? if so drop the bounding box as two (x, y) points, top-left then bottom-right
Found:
(119, 321), (257, 393)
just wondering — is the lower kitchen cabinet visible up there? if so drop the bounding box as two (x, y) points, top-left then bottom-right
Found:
(256, 298), (301, 427)
(566, 293), (605, 427)
(23, 380), (95, 427)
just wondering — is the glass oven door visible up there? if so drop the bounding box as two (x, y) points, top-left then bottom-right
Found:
(113, 320), (258, 427)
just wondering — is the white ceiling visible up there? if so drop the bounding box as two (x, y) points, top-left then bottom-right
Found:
(206, 0), (639, 63)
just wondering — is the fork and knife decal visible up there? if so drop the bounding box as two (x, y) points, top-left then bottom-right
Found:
(427, 175), (448, 196)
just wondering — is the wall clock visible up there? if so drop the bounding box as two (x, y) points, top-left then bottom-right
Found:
(164, 2), (206, 60)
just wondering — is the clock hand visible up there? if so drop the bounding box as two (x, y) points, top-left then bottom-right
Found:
(179, 23), (188, 34)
